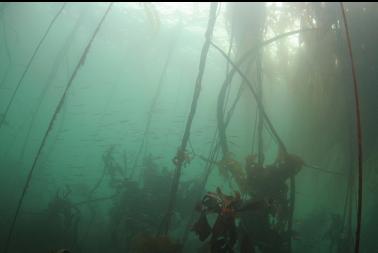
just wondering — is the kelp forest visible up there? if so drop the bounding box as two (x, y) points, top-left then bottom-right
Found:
(0, 2), (377, 253)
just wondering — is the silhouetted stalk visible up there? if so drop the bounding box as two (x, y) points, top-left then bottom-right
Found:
(256, 52), (264, 165)
(288, 176), (295, 252)
(222, 29), (234, 116)
(0, 3), (66, 127)
(187, 31), (312, 245)
(342, 142), (355, 251)
(224, 76), (245, 127)
(18, 7), (85, 161)
(213, 33), (311, 251)
(129, 20), (182, 178)
(181, 81), (247, 246)
(211, 28), (317, 155)
(159, 2), (218, 236)
(216, 67), (232, 155)
(339, 3), (364, 253)
(2, 4), (113, 253)
(211, 41), (287, 153)
(217, 57), (255, 158)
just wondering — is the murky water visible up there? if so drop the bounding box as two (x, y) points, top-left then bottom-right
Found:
(0, 2), (377, 253)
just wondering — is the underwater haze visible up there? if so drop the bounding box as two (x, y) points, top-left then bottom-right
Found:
(0, 2), (377, 253)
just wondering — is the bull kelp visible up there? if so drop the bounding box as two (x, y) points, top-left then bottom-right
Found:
(0, 2), (377, 253)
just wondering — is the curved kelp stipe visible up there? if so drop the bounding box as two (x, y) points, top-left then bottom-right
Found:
(18, 5), (88, 163)
(339, 2), (364, 253)
(0, 3), (66, 128)
(2, 3), (113, 253)
(158, 2), (219, 236)
(129, 18), (183, 178)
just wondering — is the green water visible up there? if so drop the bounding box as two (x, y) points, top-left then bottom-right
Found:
(0, 2), (377, 253)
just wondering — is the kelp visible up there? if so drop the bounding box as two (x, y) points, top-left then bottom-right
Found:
(18, 5), (87, 161)
(46, 186), (81, 249)
(339, 3), (363, 252)
(159, 2), (219, 236)
(0, 3), (375, 253)
(130, 20), (182, 178)
(108, 152), (200, 252)
(2, 4), (113, 253)
(263, 4), (365, 250)
(0, 3), (66, 128)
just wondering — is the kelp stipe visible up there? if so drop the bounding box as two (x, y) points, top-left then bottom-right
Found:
(130, 19), (182, 178)
(159, 2), (219, 236)
(339, 2), (364, 253)
(0, 3), (66, 127)
(2, 3), (113, 253)
(18, 6), (87, 162)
